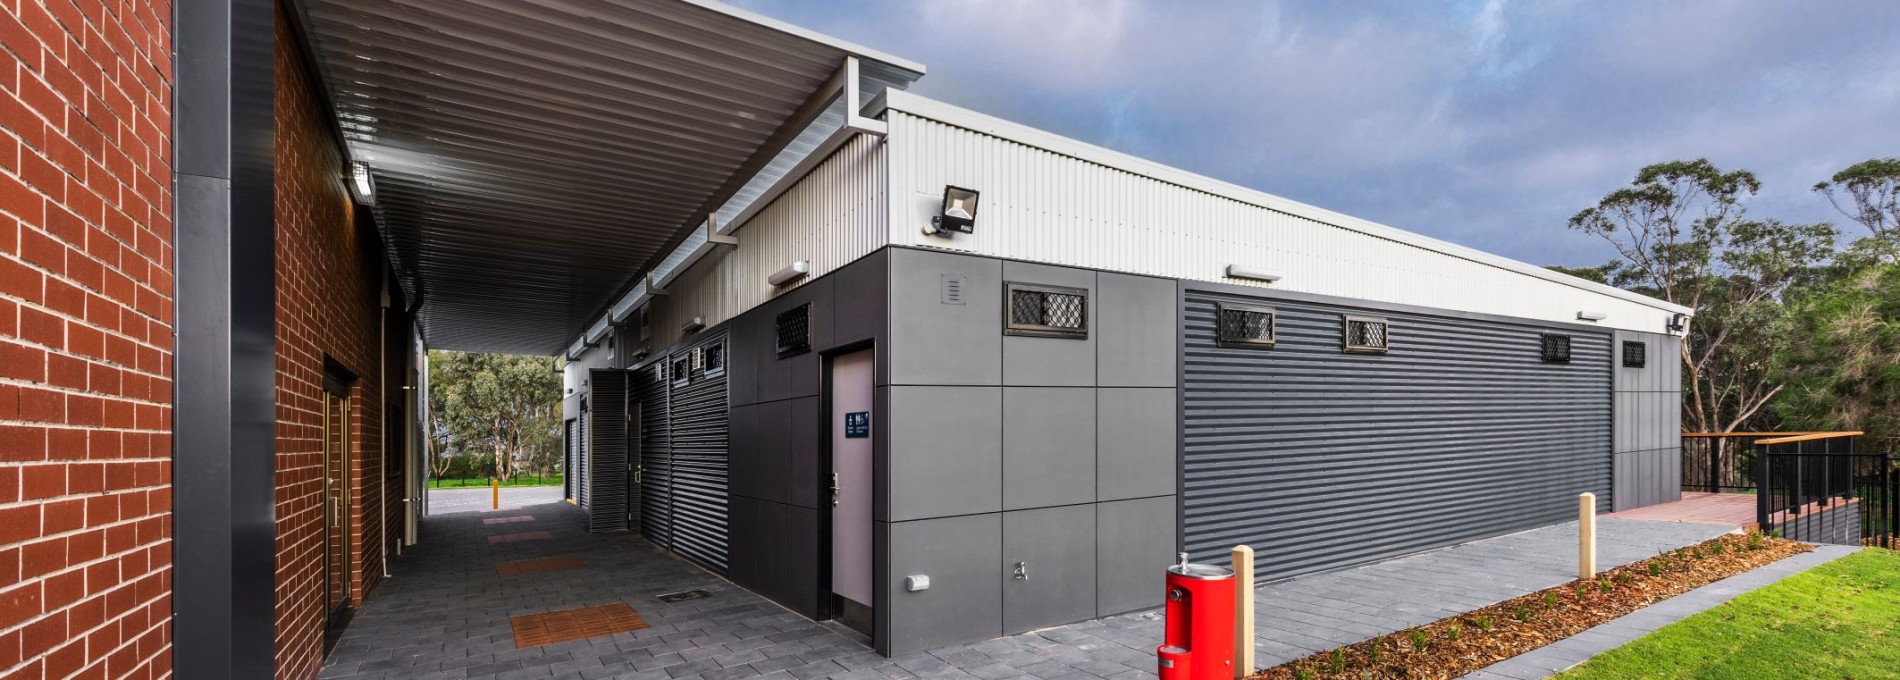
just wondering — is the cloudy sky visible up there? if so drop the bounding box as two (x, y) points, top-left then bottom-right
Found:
(732, 0), (1900, 267)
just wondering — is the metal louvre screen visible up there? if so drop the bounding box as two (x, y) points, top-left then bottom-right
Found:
(577, 409), (590, 510)
(563, 419), (575, 500)
(585, 369), (630, 533)
(668, 331), (730, 574)
(636, 356), (673, 547)
(1182, 290), (1613, 579)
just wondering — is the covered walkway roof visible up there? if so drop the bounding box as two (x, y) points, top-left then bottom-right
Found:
(289, 0), (924, 353)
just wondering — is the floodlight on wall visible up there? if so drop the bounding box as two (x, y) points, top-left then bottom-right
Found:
(1224, 264), (1284, 283)
(680, 316), (706, 334)
(926, 185), (980, 236)
(1666, 313), (1688, 334)
(768, 261), (810, 287)
(1576, 311), (1607, 322)
(349, 162), (375, 206)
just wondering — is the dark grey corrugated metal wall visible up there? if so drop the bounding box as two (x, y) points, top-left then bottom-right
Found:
(1182, 289), (1613, 579)
(563, 419), (575, 500)
(669, 331), (730, 574)
(637, 358), (673, 547)
(586, 369), (630, 532)
(577, 408), (590, 510)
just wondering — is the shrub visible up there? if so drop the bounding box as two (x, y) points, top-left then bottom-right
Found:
(1445, 623), (1461, 641)
(1747, 532), (1765, 551)
(1369, 641), (1383, 663)
(1597, 576), (1613, 591)
(1543, 592), (1558, 608)
(1329, 648), (1346, 673)
(1294, 669), (1314, 680)
(1474, 615), (1495, 631)
(1712, 542), (1728, 555)
(1408, 628), (1430, 651)
(1513, 606), (1533, 622)
(1648, 561), (1664, 576)
(1615, 571), (1633, 584)
(1575, 584), (1590, 600)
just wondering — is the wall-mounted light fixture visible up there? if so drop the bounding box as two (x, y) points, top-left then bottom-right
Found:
(1576, 311), (1607, 322)
(349, 162), (375, 206)
(925, 185), (979, 236)
(1224, 264), (1284, 283)
(1666, 313), (1687, 334)
(768, 260), (810, 287)
(680, 316), (706, 334)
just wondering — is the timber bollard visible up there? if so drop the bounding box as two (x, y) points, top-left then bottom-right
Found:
(493, 478), (500, 510)
(1579, 492), (1596, 580)
(1232, 545), (1254, 678)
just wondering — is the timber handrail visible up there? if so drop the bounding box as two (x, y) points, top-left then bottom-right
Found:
(1754, 431), (1864, 446)
(1680, 432), (1818, 439)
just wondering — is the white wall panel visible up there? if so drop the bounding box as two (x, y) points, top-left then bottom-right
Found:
(883, 101), (1684, 334)
(647, 133), (888, 347)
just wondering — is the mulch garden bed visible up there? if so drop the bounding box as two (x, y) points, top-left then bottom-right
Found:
(1252, 532), (1813, 680)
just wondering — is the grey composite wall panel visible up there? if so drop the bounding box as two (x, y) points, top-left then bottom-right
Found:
(586, 369), (630, 533)
(1097, 272), (1177, 387)
(1002, 505), (1097, 633)
(888, 386), (1002, 521)
(1098, 388), (1178, 502)
(1097, 495), (1176, 616)
(889, 247), (1002, 386)
(886, 513), (1003, 656)
(1181, 285), (1614, 579)
(1003, 387), (1095, 510)
(1613, 330), (1683, 511)
(1003, 261), (1097, 386)
(669, 330), (730, 574)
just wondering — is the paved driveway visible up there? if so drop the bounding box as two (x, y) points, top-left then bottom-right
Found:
(427, 485), (566, 515)
(320, 502), (1738, 680)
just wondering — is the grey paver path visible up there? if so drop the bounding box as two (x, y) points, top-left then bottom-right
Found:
(1247, 518), (1734, 670)
(319, 502), (1735, 680)
(1462, 544), (1861, 680)
(428, 485), (566, 514)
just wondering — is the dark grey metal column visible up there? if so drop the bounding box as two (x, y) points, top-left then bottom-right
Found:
(173, 0), (276, 676)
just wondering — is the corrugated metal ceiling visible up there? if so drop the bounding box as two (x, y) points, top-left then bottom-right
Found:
(292, 0), (921, 354)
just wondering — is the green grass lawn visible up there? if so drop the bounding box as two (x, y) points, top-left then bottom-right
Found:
(431, 475), (562, 489)
(1558, 548), (1900, 680)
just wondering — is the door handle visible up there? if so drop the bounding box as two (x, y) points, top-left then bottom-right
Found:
(830, 473), (841, 507)
(1014, 561), (1029, 581)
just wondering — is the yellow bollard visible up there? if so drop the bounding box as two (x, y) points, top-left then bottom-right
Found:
(1233, 545), (1255, 678)
(1579, 492), (1597, 580)
(492, 478), (500, 510)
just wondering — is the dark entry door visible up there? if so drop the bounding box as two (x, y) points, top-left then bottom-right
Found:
(321, 382), (352, 630)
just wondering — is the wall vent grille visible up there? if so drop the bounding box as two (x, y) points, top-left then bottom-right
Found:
(1343, 316), (1389, 353)
(775, 304), (812, 358)
(1004, 282), (1088, 338)
(1217, 303), (1276, 347)
(1622, 340), (1646, 367)
(1542, 334), (1573, 363)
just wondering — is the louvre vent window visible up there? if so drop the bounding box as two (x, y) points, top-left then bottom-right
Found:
(1343, 316), (1389, 354)
(1217, 303), (1276, 347)
(775, 304), (811, 358)
(1004, 283), (1088, 338)
(1542, 334), (1572, 363)
(702, 342), (725, 376)
(671, 356), (691, 386)
(1622, 340), (1646, 368)
(654, 361), (666, 382)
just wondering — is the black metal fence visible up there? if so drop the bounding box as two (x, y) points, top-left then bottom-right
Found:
(1755, 434), (1895, 548)
(1681, 433), (1816, 493)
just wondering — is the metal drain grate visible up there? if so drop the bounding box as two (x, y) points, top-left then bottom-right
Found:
(510, 603), (647, 648)
(656, 589), (712, 603)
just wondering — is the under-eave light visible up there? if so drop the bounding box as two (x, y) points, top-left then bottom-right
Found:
(1225, 264), (1283, 283)
(1576, 311), (1607, 322)
(349, 162), (375, 206)
(769, 261), (810, 287)
(680, 316), (706, 334)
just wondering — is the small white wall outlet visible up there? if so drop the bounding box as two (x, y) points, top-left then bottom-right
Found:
(905, 575), (930, 592)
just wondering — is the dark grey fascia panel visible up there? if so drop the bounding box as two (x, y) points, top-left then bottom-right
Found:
(172, 0), (277, 677)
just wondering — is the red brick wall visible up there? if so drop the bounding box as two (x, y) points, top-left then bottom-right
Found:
(0, 0), (176, 677)
(273, 10), (391, 680)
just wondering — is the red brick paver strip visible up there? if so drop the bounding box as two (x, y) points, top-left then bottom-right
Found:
(510, 603), (648, 648)
(494, 555), (585, 576)
(483, 515), (535, 525)
(487, 531), (553, 545)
